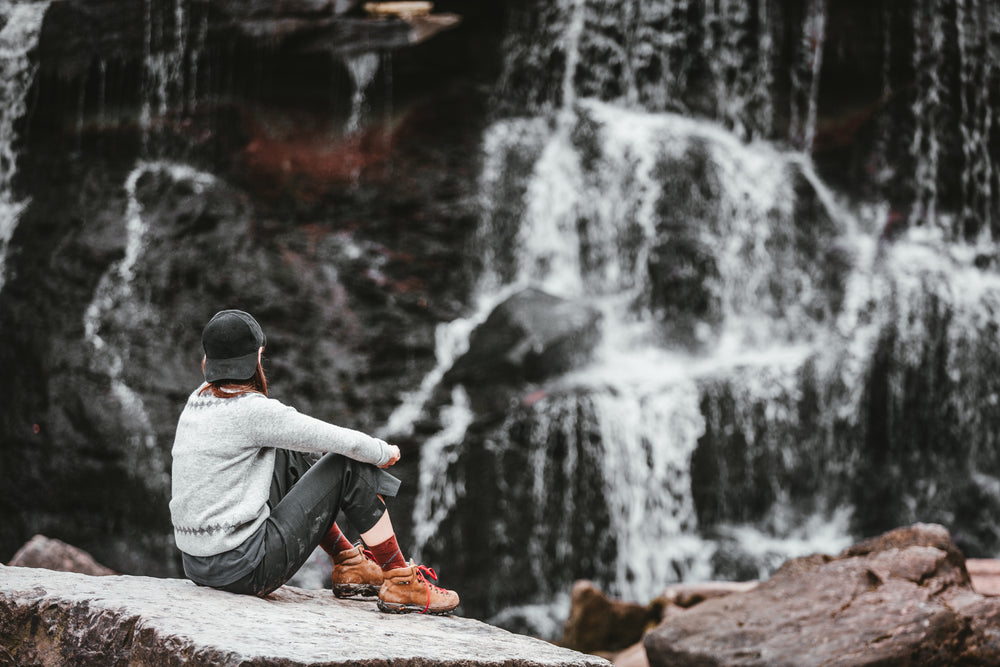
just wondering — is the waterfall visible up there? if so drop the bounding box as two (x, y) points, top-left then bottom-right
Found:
(0, 0), (50, 294)
(344, 53), (381, 135)
(701, 0), (776, 141)
(402, 95), (863, 615)
(495, 0), (787, 140)
(909, 0), (947, 231)
(83, 161), (215, 492)
(141, 0), (198, 154)
(867, 6), (896, 192)
(390, 0), (1000, 629)
(954, 0), (997, 241)
(788, 0), (826, 150)
(903, 0), (1000, 239)
(590, 381), (711, 593)
(411, 386), (474, 555)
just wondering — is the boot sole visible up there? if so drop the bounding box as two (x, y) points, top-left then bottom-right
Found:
(332, 583), (380, 598)
(377, 598), (457, 615)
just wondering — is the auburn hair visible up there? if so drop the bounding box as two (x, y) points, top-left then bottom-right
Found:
(199, 358), (268, 398)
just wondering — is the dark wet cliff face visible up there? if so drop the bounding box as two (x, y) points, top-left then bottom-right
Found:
(1, 0), (999, 630)
(0, 0), (506, 575)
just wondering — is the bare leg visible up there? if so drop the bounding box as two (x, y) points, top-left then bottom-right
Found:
(360, 506), (396, 546)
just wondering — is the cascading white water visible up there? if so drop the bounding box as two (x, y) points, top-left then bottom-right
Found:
(789, 0), (826, 150)
(410, 386), (474, 551)
(954, 0), (997, 241)
(83, 161), (215, 492)
(589, 380), (713, 592)
(0, 0), (50, 294)
(494, 0), (828, 143)
(701, 0), (775, 141)
(399, 94), (867, 608)
(909, 0), (946, 230)
(141, 0), (197, 154)
(395, 1), (856, 614)
(867, 8), (896, 192)
(344, 53), (380, 135)
(387, 0), (1000, 629)
(869, 0), (999, 241)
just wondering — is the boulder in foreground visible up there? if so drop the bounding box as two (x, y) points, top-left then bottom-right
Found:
(644, 523), (1000, 666)
(0, 565), (609, 666)
(7, 534), (116, 577)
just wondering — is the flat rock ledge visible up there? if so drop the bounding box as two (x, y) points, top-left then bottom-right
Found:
(0, 565), (609, 667)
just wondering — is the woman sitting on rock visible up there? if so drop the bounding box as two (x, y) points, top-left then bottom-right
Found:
(169, 309), (459, 614)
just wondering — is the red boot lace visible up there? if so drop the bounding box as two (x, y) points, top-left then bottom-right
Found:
(415, 565), (446, 614)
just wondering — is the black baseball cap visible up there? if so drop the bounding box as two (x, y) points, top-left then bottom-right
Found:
(202, 309), (266, 382)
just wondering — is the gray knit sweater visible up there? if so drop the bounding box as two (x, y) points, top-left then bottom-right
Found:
(170, 385), (392, 557)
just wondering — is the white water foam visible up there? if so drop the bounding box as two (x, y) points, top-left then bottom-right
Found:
(590, 382), (713, 596)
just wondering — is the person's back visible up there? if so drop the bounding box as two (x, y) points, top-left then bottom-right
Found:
(169, 309), (459, 614)
(171, 389), (275, 558)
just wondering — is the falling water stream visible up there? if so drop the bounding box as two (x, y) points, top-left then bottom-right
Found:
(140, 0), (203, 155)
(344, 53), (380, 135)
(0, 0), (50, 294)
(83, 161), (216, 493)
(383, 0), (1000, 632)
(397, 100), (862, 606)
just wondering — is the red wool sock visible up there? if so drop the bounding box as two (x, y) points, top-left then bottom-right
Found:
(319, 522), (355, 557)
(368, 535), (406, 571)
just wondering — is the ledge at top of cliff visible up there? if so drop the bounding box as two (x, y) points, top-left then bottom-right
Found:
(37, 0), (461, 79)
(0, 564), (609, 666)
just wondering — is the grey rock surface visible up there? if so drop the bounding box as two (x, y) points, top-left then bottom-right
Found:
(445, 287), (603, 386)
(0, 565), (609, 666)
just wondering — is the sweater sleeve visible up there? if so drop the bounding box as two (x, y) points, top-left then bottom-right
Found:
(244, 396), (392, 467)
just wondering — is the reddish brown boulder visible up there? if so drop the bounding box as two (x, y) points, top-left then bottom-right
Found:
(644, 523), (1000, 666)
(660, 581), (759, 609)
(7, 535), (115, 577)
(608, 642), (648, 667)
(561, 580), (662, 655)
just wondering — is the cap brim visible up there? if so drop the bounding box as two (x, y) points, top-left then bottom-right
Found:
(204, 350), (259, 382)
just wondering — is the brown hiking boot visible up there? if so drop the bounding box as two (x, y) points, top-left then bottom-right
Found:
(377, 561), (460, 615)
(331, 545), (383, 598)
